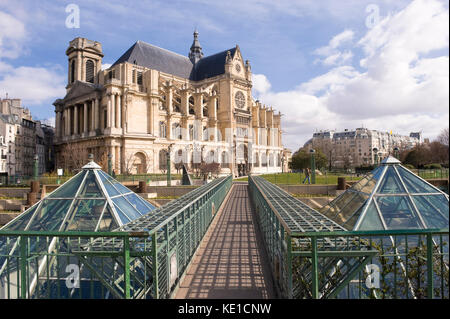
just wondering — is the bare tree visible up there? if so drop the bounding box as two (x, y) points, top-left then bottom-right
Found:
(436, 127), (449, 147)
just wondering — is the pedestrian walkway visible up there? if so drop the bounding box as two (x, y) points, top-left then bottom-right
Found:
(175, 183), (275, 299)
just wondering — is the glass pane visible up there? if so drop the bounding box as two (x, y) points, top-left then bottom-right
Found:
(77, 171), (104, 198)
(113, 203), (132, 225)
(66, 199), (106, 231)
(2, 203), (38, 230)
(99, 171), (132, 195)
(48, 171), (86, 198)
(27, 199), (74, 231)
(357, 201), (384, 230)
(360, 166), (385, 194)
(378, 166), (406, 194)
(397, 166), (439, 194)
(376, 196), (423, 229)
(112, 196), (141, 220)
(125, 193), (155, 216)
(329, 191), (357, 217)
(97, 206), (119, 231)
(412, 195), (449, 229)
(96, 171), (120, 197)
(334, 192), (368, 226)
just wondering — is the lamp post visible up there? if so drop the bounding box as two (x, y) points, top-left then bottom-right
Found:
(167, 144), (173, 186)
(310, 149), (316, 184)
(107, 153), (112, 175)
(373, 147), (378, 167)
(33, 154), (39, 181)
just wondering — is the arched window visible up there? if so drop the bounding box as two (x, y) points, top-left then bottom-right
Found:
(71, 60), (75, 83)
(221, 151), (228, 165)
(188, 96), (195, 115)
(159, 122), (167, 138)
(269, 153), (274, 167)
(86, 60), (95, 83)
(159, 150), (168, 172)
(172, 123), (182, 140)
(261, 153), (267, 167)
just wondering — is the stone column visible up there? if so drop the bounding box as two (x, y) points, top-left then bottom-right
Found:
(111, 94), (116, 129)
(181, 89), (189, 116)
(94, 98), (99, 130)
(107, 94), (112, 128)
(55, 111), (61, 137)
(115, 94), (121, 128)
(83, 102), (88, 133)
(67, 106), (71, 135)
(166, 86), (173, 115)
(91, 99), (95, 132)
(193, 91), (203, 119)
(74, 105), (78, 135)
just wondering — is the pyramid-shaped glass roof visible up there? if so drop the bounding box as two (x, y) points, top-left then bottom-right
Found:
(1, 161), (156, 232)
(320, 156), (449, 230)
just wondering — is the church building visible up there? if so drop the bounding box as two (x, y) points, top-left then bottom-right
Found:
(53, 32), (286, 176)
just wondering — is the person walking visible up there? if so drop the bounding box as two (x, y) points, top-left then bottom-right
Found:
(302, 168), (311, 184)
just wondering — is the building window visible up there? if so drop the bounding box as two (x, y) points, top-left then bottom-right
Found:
(132, 70), (136, 83)
(159, 122), (167, 138)
(172, 123), (182, 140)
(189, 125), (194, 141)
(137, 72), (143, 85)
(86, 60), (95, 83)
(188, 96), (195, 115)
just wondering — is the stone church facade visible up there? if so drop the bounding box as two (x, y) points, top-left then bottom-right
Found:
(54, 32), (286, 176)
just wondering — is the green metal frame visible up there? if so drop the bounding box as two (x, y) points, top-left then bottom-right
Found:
(0, 175), (233, 299)
(248, 175), (449, 299)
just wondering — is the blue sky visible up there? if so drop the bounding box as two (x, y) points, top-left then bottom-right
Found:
(0, 0), (448, 150)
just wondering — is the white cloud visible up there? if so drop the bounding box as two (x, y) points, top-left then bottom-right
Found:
(254, 0), (449, 151)
(314, 29), (355, 66)
(0, 9), (65, 109)
(252, 74), (271, 97)
(0, 10), (26, 59)
(0, 65), (66, 105)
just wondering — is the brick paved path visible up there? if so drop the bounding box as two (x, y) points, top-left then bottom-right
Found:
(175, 183), (275, 299)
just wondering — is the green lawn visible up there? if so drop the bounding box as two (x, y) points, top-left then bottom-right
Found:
(234, 173), (362, 185)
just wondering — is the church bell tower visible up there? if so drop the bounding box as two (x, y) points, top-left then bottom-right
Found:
(66, 37), (104, 91)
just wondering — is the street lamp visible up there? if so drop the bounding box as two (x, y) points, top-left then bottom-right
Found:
(107, 153), (112, 175)
(373, 147), (378, 167)
(167, 144), (174, 186)
(310, 149), (316, 184)
(33, 154), (39, 181)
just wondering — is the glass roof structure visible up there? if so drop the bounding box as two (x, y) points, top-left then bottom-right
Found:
(320, 156), (449, 231)
(1, 161), (156, 232)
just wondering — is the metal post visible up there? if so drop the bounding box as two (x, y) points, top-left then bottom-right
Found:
(311, 236), (319, 299)
(123, 236), (131, 299)
(152, 233), (159, 299)
(167, 147), (171, 187)
(310, 149), (316, 184)
(426, 233), (434, 299)
(33, 154), (39, 181)
(107, 153), (112, 176)
(286, 233), (293, 299)
(19, 236), (27, 299)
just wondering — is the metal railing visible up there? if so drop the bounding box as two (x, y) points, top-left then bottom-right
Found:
(248, 175), (449, 299)
(0, 175), (232, 299)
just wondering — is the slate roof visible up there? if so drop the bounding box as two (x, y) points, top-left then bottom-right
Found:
(111, 40), (236, 81)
